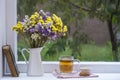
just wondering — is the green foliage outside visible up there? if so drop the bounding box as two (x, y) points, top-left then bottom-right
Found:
(17, 0), (120, 61)
(18, 41), (120, 61)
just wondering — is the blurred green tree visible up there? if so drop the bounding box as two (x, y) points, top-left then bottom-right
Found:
(17, 0), (120, 61)
(47, 0), (120, 61)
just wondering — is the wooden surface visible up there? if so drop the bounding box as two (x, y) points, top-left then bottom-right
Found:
(2, 45), (19, 77)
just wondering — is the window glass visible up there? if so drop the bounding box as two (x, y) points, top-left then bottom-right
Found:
(17, 0), (120, 61)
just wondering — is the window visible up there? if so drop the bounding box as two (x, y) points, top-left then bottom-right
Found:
(17, 0), (120, 62)
(4, 0), (120, 74)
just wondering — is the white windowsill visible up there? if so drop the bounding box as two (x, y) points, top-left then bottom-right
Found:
(3, 62), (120, 80)
(1, 73), (120, 80)
(16, 62), (120, 73)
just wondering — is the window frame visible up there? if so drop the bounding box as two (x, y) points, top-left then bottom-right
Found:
(0, 0), (6, 78)
(4, 0), (120, 74)
(3, 0), (17, 75)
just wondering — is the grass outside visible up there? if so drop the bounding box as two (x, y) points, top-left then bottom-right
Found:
(18, 42), (120, 61)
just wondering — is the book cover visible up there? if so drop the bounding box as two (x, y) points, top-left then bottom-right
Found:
(2, 45), (19, 77)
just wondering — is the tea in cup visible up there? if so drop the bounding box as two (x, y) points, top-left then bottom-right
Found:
(59, 55), (79, 73)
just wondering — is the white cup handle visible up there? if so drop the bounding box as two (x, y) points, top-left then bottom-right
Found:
(74, 59), (80, 72)
(21, 48), (30, 64)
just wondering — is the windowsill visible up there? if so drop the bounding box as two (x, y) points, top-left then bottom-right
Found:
(16, 62), (120, 73)
(3, 62), (120, 80)
(1, 73), (120, 80)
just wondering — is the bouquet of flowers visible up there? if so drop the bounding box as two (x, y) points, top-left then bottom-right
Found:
(12, 10), (67, 48)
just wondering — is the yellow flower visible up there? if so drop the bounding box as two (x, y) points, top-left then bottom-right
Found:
(12, 21), (23, 32)
(30, 12), (39, 20)
(51, 25), (58, 31)
(45, 17), (52, 23)
(12, 10), (68, 48)
(52, 14), (59, 21)
(58, 18), (63, 27)
(58, 29), (63, 32)
(63, 25), (67, 32)
(34, 12), (39, 16)
(39, 19), (45, 25)
(30, 20), (36, 27)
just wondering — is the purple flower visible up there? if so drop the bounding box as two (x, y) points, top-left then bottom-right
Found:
(42, 29), (49, 36)
(46, 12), (51, 16)
(28, 27), (35, 33)
(50, 32), (55, 36)
(37, 23), (42, 28)
(37, 24), (43, 32)
(42, 16), (46, 21)
(42, 12), (51, 21)
(50, 32), (57, 40)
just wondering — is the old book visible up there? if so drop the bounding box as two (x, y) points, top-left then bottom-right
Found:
(2, 45), (19, 77)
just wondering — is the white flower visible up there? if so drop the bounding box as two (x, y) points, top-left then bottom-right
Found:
(34, 25), (39, 32)
(44, 22), (52, 28)
(31, 33), (40, 41)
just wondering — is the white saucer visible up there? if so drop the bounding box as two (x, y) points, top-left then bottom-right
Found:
(54, 69), (78, 75)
